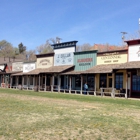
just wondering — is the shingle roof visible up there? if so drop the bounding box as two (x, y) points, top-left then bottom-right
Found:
(82, 64), (120, 74)
(10, 72), (23, 76)
(40, 65), (74, 73)
(61, 70), (82, 75)
(0, 57), (22, 64)
(113, 61), (140, 69)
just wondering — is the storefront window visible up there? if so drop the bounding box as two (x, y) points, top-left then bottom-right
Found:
(115, 73), (123, 89)
(87, 75), (94, 90)
(132, 75), (140, 91)
(30, 76), (33, 85)
(100, 74), (107, 87)
(24, 76), (27, 85)
(19, 76), (22, 85)
(75, 75), (81, 87)
(109, 78), (112, 87)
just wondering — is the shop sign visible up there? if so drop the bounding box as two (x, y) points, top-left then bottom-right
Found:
(77, 58), (93, 66)
(38, 59), (51, 66)
(129, 45), (140, 61)
(12, 62), (23, 71)
(54, 52), (73, 66)
(97, 52), (126, 64)
(23, 63), (35, 72)
(0, 65), (5, 71)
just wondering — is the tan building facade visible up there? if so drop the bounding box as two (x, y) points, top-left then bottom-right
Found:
(36, 53), (54, 69)
(97, 49), (128, 65)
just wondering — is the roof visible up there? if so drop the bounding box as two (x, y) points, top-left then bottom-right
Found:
(0, 57), (23, 65)
(11, 65), (74, 76)
(24, 68), (42, 75)
(74, 50), (98, 54)
(36, 52), (54, 58)
(40, 65), (74, 73)
(11, 72), (23, 76)
(113, 61), (140, 70)
(82, 64), (120, 74)
(97, 49), (128, 55)
(61, 70), (82, 75)
(125, 39), (140, 45)
(90, 44), (128, 52)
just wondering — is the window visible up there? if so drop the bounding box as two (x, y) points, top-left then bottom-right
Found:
(100, 74), (107, 87)
(19, 76), (22, 85)
(115, 73), (123, 90)
(75, 75), (81, 87)
(109, 78), (112, 87)
(87, 75), (94, 89)
(30, 76), (33, 85)
(46, 76), (50, 86)
(132, 75), (140, 91)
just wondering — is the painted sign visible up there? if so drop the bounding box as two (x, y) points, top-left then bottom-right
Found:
(129, 44), (140, 61)
(54, 47), (75, 54)
(77, 58), (93, 66)
(12, 62), (23, 71)
(74, 51), (97, 71)
(97, 52), (127, 64)
(54, 52), (74, 66)
(23, 63), (36, 73)
(37, 57), (53, 68)
(0, 65), (5, 71)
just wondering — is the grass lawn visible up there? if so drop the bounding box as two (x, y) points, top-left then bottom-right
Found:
(0, 88), (140, 140)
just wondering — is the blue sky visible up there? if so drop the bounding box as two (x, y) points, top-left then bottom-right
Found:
(0, 0), (140, 50)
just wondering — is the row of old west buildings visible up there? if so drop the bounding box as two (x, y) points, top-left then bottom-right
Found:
(0, 39), (140, 98)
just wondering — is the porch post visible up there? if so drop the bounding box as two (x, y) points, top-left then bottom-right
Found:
(44, 74), (46, 91)
(10, 76), (12, 88)
(94, 74), (96, 96)
(16, 76), (18, 89)
(51, 75), (54, 92)
(58, 75), (61, 92)
(33, 75), (35, 89)
(112, 73), (115, 98)
(27, 76), (29, 90)
(69, 76), (71, 93)
(125, 71), (128, 99)
(39, 75), (40, 91)
(80, 75), (83, 94)
(22, 75), (24, 89)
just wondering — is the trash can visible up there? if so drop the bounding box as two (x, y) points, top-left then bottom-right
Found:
(18, 85), (22, 90)
(34, 86), (38, 92)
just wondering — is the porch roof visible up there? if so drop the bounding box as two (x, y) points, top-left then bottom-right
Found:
(11, 72), (23, 76)
(82, 64), (120, 74)
(60, 70), (82, 75)
(113, 61), (140, 70)
(40, 65), (74, 74)
(12, 65), (74, 76)
(23, 68), (42, 75)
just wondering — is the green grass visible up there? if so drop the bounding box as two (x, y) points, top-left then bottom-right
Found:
(0, 88), (140, 140)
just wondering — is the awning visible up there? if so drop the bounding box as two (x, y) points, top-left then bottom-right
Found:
(82, 64), (120, 74)
(6, 71), (22, 74)
(113, 61), (140, 70)
(11, 72), (23, 76)
(12, 65), (74, 76)
(61, 70), (82, 75)
(23, 68), (43, 75)
(40, 65), (74, 73)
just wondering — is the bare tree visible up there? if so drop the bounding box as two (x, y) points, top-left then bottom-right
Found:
(36, 39), (54, 54)
(0, 40), (15, 57)
(76, 43), (92, 52)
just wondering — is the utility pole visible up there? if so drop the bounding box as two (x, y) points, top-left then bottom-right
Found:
(121, 32), (127, 46)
